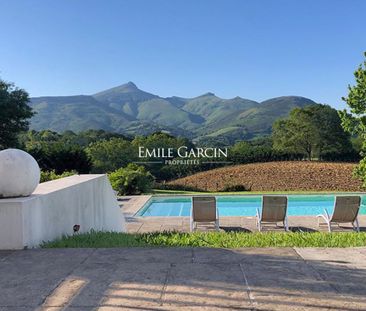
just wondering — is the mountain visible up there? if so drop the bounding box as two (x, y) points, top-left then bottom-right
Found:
(93, 82), (157, 109)
(93, 82), (203, 130)
(29, 82), (317, 144)
(193, 96), (315, 144)
(30, 95), (134, 133)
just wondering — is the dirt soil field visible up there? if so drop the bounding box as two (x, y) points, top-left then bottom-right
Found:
(168, 161), (364, 192)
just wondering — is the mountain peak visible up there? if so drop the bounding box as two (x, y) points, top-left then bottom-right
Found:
(197, 92), (216, 97)
(124, 81), (138, 89)
(93, 81), (141, 97)
(115, 81), (138, 91)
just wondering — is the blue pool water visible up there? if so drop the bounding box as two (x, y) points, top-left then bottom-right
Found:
(136, 195), (366, 217)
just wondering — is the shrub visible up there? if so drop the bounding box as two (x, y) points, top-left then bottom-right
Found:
(40, 170), (77, 182)
(320, 151), (361, 162)
(221, 184), (249, 192)
(229, 143), (304, 164)
(109, 164), (154, 195)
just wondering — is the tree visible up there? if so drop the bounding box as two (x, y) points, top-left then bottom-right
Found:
(131, 132), (193, 180)
(60, 129), (129, 147)
(310, 104), (352, 156)
(339, 52), (366, 185)
(27, 142), (92, 174)
(86, 138), (137, 173)
(131, 132), (193, 153)
(273, 109), (316, 159)
(0, 79), (34, 149)
(273, 104), (352, 160)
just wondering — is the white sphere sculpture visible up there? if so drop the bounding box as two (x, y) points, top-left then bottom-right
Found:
(0, 149), (40, 198)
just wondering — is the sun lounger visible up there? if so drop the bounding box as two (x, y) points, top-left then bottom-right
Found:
(317, 196), (361, 232)
(256, 196), (288, 231)
(190, 196), (219, 232)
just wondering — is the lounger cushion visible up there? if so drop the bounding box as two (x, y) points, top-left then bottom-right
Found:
(262, 196), (287, 222)
(192, 196), (217, 222)
(332, 196), (360, 223)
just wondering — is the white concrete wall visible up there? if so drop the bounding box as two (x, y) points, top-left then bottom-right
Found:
(0, 174), (125, 249)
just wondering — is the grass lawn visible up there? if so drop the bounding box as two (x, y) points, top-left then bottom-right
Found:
(151, 189), (365, 195)
(42, 231), (366, 248)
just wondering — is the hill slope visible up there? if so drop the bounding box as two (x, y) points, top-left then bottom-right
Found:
(168, 162), (363, 192)
(29, 82), (317, 142)
(30, 95), (134, 133)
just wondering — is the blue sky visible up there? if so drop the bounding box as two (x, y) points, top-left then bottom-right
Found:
(0, 0), (365, 108)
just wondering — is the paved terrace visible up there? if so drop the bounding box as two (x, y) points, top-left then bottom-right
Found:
(121, 196), (366, 233)
(1, 247), (366, 310)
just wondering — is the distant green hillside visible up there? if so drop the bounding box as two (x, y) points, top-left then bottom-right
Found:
(29, 82), (317, 144)
(30, 95), (133, 133)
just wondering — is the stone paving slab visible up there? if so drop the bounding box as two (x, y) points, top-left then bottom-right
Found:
(91, 247), (194, 264)
(96, 263), (169, 309)
(162, 263), (252, 309)
(0, 249), (94, 308)
(1, 248), (366, 310)
(240, 248), (365, 310)
(0, 251), (14, 261)
(295, 248), (366, 300)
(120, 195), (151, 219)
(126, 215), (366, 233)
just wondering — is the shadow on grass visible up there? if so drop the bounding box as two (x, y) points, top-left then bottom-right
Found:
(220, 226), (252, 233)
(290, 226), (318, 233)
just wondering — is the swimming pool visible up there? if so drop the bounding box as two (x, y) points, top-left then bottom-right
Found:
(136, 195), (366, 217)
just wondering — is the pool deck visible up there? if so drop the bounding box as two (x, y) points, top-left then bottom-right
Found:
(121, 195), (366, 233)
(1, 195), (366, 310)
(2, 247), (366, 310)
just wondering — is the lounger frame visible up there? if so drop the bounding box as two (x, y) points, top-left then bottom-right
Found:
(190, 196), (219, 232)
(317, 196), (361, 232)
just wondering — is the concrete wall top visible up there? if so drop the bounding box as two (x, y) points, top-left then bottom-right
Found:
(0, 174), (106, 203)
(34, 174), (106, 194)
